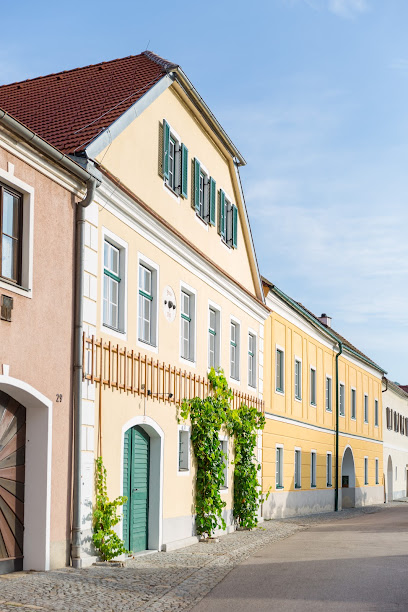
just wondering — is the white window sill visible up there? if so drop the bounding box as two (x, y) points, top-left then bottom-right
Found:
(137, 338), (158, 354)
(220, 487), (229, 494)
(275, 389), (285, 396)
(0, 278), (31, 299)
(179, 355), (196, 368)
(163, 181), (181, 202)
(102, 323), (127, 341)
(294, 397), (302, 403)
(195, 213), (209, 231)
(177, 469), (191, 477)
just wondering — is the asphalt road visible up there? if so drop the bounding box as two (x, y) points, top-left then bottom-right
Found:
(191, 506), (408, 612)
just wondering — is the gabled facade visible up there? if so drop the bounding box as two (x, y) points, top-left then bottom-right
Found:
(262, 279), (386, 518)
(0, 52), (269, 566)
(382, 379), (408, 501)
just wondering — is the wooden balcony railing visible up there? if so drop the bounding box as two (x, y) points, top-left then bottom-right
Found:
(82, 334), (264, 412)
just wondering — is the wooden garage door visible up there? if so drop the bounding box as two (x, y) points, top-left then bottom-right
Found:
(0, 391), (25, 574)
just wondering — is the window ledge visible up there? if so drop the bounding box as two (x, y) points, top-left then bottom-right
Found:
(0, 278), (31, 298)
(294, 485), (301, 490)
(295, 396), (302, 403)
(326, 409), (332, 413)
(310, 402), (316, 407)
(275, 389), (284, 396)
(311, 485), (316, 488)
(327, 484), (332, 488)
(340, 414), (345, 418)
(276, 485), (284, 490)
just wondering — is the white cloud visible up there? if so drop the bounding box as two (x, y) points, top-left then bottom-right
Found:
(328, 0), (369, 19)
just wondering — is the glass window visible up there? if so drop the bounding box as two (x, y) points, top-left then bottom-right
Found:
(295, 359), (302, 400)
(178, 429), (189, 472)
(311, 451), (316, 487)
(295, 450), (301, 489)
(364, 395), (369, 423)
(327, 453), (332, 487)
(374, 399), (379, 427)
(208, 307), (217, 369)
(199, 171), (206, 219)
(1, 188), (22, 284)
(276, 349), (284, 392)
(364, 457), (368, 485)
(138, 264), (153, 344)
(276, 447), (283, 488)
(230, 321), (240, 380)
(351, 388), (356, 420)
(168, 136), (176, 191)
(326, 377), (332, 412)
(103, 241), (121, 329)
(181, 291), (193, 361)
(310, 368), (316, 406)
(375, 458), (379, 485)
(248, 333), (256, 388)
(339, 383), (345, 416)
(220, 439), (228, 490)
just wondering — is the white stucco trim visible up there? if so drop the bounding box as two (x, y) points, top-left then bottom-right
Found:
(120, 416), (164, 552)
(0, 375), (52, 572)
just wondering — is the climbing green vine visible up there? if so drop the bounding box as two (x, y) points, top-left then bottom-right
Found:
(180, 368), (266, 537)
(92, 457), (129, 561)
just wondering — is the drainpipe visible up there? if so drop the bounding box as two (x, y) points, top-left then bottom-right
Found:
(71, 177), (98, 568)
(334, 340), (343, 512)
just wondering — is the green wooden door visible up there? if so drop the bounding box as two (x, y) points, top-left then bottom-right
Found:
(123, 426), (149, 553)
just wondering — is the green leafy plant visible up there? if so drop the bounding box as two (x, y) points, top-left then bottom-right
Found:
(92, 457), (129, 561)
(180, 368), (267, 536)
(228, 403), (267, 529)
(180, 368), (232, 537)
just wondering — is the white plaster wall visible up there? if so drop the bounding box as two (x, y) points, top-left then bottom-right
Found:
(383, 386), (408, 500)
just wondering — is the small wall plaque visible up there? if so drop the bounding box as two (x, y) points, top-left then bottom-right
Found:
(1, 295), (13, 322)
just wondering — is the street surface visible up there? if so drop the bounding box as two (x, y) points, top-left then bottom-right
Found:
(192, 504), (408, 612)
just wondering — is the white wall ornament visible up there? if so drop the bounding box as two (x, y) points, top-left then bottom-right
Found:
(162, 285), (176, 322)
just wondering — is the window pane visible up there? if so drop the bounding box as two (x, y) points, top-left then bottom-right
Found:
(2, 191), (20, 238)
(1, 234), (16, 280)
(209, 308), (216, 331)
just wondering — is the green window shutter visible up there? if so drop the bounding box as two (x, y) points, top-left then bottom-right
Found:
(219, 189), (226, 237)
(232, 204), (238, 248)
(194, 158), (201, 213)
(163, 120), (170, 180)
(181, 144), (188, 198)
(209, 177), (216, 226)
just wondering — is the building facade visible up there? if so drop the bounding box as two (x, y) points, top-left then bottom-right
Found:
(0, 52), (269, 566)
(262, 280), (385, 518)
(0, 112), (96, 573)
(382, 379), (408, 501)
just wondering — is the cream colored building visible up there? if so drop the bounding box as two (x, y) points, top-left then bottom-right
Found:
(382, 379), (408, 501)
(0, 51), (269, 565)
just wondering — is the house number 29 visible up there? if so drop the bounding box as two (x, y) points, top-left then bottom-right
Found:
(56, 394), (63, 403)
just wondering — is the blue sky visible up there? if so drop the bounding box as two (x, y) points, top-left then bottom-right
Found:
(2, 0), (407, 380)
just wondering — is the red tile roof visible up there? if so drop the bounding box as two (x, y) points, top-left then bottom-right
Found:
(0, 52), (176, 155)
(399, 385), (408, 393)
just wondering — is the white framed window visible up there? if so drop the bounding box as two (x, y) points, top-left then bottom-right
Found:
(178, 425), (190, 474)
(102, 228), (127, 337)
(294, 357), (302, 401)
(374, 399), (379, 427)
(364, 394), (369, 423)
(0, 166), (34, 298)
(326, 452), (332, 487)
(310, 367), (316, 406)
(375, 458), (379, 485)
(311, 450), (317, 488)
(325, 376), (332, 412)
(137, 254), (158, 350)
(364, 456), (368, 485)
(208, 302), (221, 370)
(276, 346), (284, 394)
(351, 387), (356, 420)
(230, 318), (240, 381)
(339, 383), (345, 417)
(162, 119), (188, 198)
(219, 437), (228, 491)
(193, 158), (216, 226)
(248, 331), (257, 388)
(294, 449), (302, 489)
(180, 283), (196, 364)
(276, 445), (284, 489)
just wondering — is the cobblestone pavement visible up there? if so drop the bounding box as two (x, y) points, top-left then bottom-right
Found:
(0, 503), (399, 612)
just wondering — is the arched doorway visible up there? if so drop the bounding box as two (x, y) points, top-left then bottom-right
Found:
(0, 391), (25, 574)
(0, 374), (52, 573)
(341, 446), (356, 508)
(387, 456), (393, 502)
(121, 417), (163, 553)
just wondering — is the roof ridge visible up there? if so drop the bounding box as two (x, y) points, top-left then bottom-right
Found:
(142, 50), (178, 73)
(0, 52), (163, 88)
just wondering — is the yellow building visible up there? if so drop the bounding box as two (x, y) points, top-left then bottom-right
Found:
(0, 51), (269, 565)
(262, 279), (385, 517)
